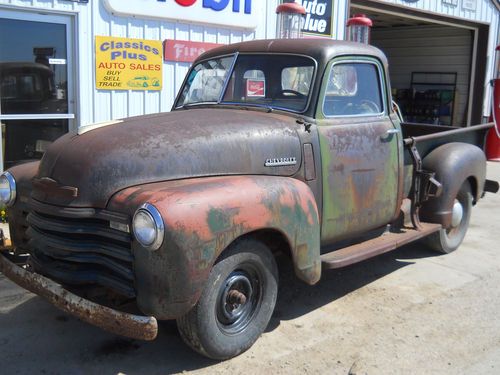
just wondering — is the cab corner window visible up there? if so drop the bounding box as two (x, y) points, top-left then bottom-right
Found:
(323, 62), (384, 117)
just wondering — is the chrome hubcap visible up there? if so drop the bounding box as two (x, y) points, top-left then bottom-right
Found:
(451, 199), (464, 228)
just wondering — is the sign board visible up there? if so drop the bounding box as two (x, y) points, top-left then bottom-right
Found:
(103, 0), (258, 29)
(49, 58), (67, 65)
(246, 79), (265, 97)
(442, 0), (458, 6)
(295, 0), (333, 38)
(462, 0), (477, 11)
(95, 36), (163, 91)
(164, 40), (222, 63)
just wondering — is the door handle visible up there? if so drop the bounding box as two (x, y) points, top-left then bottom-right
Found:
(386, 129), (400, 134)
(380, 128), (400, 142)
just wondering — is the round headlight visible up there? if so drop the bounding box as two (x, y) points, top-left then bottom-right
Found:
(132, 203), (164, 250)
(0, 172), (16, 207)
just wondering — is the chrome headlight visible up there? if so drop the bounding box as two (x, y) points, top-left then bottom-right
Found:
(0, 172), (16, 207)
(132, 203), (164, 251)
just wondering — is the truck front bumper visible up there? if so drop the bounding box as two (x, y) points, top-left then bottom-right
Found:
(0, 252), (158, 341)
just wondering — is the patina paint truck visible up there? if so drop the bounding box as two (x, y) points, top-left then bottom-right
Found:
(0, 39), (498, 359)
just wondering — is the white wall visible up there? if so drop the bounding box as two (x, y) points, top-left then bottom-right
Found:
(1, 0), (498, 123)
(0, 0), (279, 127)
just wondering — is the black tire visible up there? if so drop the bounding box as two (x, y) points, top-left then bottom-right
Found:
(177, 238), (278, 360)
(425, 181), (472, 254)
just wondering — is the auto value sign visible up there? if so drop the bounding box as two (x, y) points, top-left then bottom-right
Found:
(296, 0), (333, 38)
(103, 0), (258, 29)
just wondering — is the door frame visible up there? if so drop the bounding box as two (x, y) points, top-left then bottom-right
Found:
(0, 8), (77, 171)
(316, 55), (403, 246)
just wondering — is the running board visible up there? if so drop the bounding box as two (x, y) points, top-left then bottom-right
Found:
(321, 222), (442, 269)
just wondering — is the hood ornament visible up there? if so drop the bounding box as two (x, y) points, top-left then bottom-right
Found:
(32, 177), (79, 198)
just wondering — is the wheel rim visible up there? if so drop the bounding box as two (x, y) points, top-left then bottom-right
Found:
(450, 199), (464, 228)
(216, 266), (262, 335)
(445, 193), (469, 241)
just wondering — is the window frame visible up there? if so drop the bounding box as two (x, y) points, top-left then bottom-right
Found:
(321, 57), (387, 119)
(174, 52), (318, 114)
(174, 53), (238, 109)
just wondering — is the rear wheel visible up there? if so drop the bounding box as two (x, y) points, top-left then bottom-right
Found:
(425, 181), (472, 254)
(177, 239), (278, 360)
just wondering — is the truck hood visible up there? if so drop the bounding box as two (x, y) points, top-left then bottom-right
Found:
(35, 108), (303, 208)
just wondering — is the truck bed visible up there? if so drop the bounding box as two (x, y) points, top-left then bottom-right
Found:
(400, 122), (494, 198)
(402, 122), (493, 159)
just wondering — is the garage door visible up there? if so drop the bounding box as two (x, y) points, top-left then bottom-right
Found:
(371, 25), (472, 126)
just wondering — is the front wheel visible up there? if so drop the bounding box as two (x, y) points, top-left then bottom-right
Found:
(177, 238), (278, 360)
(425, 181), (472, 254)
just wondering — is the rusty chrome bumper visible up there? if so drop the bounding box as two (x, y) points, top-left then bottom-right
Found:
(0, 252), (158, 341)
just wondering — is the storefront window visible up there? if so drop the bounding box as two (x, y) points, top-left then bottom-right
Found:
(0, 16), (72, 169)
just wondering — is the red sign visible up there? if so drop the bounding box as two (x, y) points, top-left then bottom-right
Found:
(163, 40), (222, 63)
(246, 79), (265, 97)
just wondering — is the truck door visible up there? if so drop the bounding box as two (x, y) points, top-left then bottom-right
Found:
(317, 57), (402, 245)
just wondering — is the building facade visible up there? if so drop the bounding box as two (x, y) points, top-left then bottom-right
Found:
(0, 0), (499, 170)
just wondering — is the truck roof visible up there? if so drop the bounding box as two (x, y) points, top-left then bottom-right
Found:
(198, 38), (388, 67)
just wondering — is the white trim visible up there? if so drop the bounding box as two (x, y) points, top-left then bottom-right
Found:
(0, 114), (75, 120)
(467, 29), (480, 127)
(0, 9), (77, 128)
(352, 3), (482, 30)
(77, 119), (123, 135)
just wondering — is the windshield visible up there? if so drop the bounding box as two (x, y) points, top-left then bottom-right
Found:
(176, 54), (315, 112)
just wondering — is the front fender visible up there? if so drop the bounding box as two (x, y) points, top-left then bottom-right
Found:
(108, 175), (321, 319)
(420, 142), (486, 227)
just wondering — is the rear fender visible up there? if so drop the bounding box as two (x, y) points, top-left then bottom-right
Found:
(109, 175), (321, 318)
(420, 142), (486, 227)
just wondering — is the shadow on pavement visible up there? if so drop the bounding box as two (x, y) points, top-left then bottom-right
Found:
(0, 241), (440, 374)
(271, 241), (439, 324)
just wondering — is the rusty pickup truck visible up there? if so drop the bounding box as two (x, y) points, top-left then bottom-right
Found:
(1, 39), (498, 359)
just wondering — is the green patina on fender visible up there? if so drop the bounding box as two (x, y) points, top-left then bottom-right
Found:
(109, 175), (321, 318)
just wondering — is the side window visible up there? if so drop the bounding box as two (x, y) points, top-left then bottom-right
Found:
(282, 66), (314, 95)
(323, 62), (384, 117)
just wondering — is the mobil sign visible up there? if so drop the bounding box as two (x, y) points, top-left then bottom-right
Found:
(103, 0), (258, 29)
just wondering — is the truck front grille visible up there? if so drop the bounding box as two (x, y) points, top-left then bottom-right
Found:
(26, 200), (135, 298)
